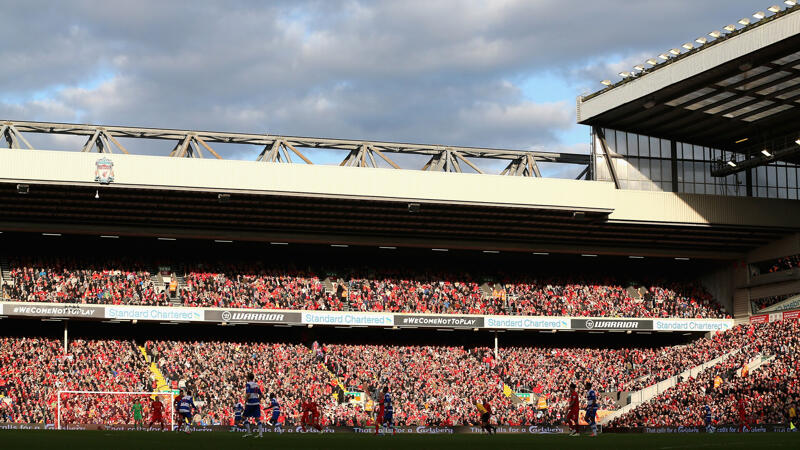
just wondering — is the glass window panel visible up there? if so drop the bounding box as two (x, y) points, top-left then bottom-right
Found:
(616, 158), (629, 181)
(662, 161), (671, 185)
(768, 165), (778, 187)
(639, 135), (649, 157)
(788, 167), (797, 189)
(694, 145), (703, 160)
(777, 165), (787, 188)
(791, 189), (798, 200)
(650, 137), (659, 157)
(626, 133), (637, 156)
(695, 162), (705, 184)
(684, 161), (694, 183)
(650, 159), (662, 182)
(617, 131), (627, 155)
(758, 166), (767, 187)
(661, 140), (671, 158)
(638, 158), (650, 180)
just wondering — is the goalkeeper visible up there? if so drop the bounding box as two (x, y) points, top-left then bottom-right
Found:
(132, 399), (144, 430)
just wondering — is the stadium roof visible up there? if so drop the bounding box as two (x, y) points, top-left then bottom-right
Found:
(0, 180), (793, 259)
(577, 5), (800, 164)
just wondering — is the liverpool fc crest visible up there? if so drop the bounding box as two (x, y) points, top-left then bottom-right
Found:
(95, 157), (114, 184)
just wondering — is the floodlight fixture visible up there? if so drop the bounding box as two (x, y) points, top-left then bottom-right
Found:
(795, 138), (800, 145)
(753, 11), (766, 19)
(761, 149), (772, 157)
(738, 18), (751, 26)
(681, 43), (693, 50)
(695, 37), (708, 45)
(618, 71), (631, 78)
(785, 0), (797, 7)
(646, 58), (658, 65)
(669, 48), (681, 55)
(658, 53), (670, 60)
(768, 5), (781, 13)
(723, 24), (736, 32)
(633, 65), (645, 71)
(600, 80), (612, 86)
(727, 160), (737, 168)
(709, 30), (722, 38)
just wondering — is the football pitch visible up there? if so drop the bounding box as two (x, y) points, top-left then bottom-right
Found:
(1, 430), (799, 450)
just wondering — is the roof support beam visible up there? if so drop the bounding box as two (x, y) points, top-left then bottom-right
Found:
(711, 141), (800, 177)
(595, 127), (620, 189)
(2, 120), (588, 168)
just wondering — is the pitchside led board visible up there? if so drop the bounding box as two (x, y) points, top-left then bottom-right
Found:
(0, 301), (734, 332)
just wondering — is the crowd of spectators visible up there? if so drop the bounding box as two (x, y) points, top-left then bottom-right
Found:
(3, 257), (168, 306)
(345, 270), (502, 314)
(323, 344), (510, 426)
(180, 263), (342, 311)
(610, 319), (800, 427)
(0, 338), (149, 424)
(752, 254), (800, 276)
(2, 258), (729, 319)
(751, 294), (797, 313)
(2, 318), (796, 428)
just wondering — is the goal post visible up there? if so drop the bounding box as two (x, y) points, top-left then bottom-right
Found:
(56, 390), (176, 431)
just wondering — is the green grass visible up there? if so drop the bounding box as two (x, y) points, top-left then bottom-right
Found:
(1, 430), (799, 450)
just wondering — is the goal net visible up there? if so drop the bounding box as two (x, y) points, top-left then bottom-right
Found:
(56, 390), (176, 431)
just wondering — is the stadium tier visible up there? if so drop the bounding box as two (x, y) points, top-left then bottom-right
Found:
(2, 316), (797, 429)
(1, 256), (728, 319)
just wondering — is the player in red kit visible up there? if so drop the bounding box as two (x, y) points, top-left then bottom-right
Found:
(148, 397), (167, 431)
(737, 396), (751, 432)
(301, 398), (322, 432)
(566, 383), (580, 436)
(375, 394), (385, 435)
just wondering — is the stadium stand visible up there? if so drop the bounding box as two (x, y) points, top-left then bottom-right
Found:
(608, 319), (800, 428)
(1, 257), (729, 318)
(0, 316), (796, 427)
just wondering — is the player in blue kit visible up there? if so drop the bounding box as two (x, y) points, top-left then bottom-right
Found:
(267, 393), (282, 433)
(381, 386), (395, 436)
(704, 404), (714, 433)
(177, 389), (196, 434)
(242, 373), (264, 438)
(585, 382), (598, 437)
(233, 401), (244, 430)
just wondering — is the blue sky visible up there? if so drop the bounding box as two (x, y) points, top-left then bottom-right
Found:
(0, 0), (779, 175)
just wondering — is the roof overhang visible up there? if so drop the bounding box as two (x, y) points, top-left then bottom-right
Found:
(578, 7), (800, 157)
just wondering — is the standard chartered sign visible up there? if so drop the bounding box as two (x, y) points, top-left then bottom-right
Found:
(653, 319), (733, 332)
(485, 316), (569, 330)
(106, 306), (203, 321)
(302, 312), (393, 326)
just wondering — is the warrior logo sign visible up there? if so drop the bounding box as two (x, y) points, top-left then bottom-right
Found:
(95, 157), (115, 184)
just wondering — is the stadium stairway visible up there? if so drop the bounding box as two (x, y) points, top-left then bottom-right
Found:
(0, 256), (7, 297)
(138, 345), (171, 393)
(599, 347), (745, 425)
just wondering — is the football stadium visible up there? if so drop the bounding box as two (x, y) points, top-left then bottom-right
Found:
(2, 2), (800, 450)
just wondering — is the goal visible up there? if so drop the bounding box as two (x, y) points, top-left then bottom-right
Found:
(56, 390), (175, 431)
